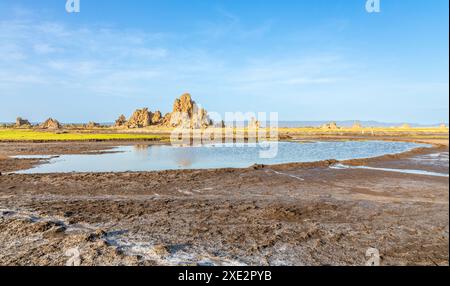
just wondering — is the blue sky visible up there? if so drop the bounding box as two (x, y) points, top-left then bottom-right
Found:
(0, 0), (448, 124)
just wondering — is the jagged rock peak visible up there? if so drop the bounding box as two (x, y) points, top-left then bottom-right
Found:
(127, 108), (152, 128)
(115, 115), (127, 127)
(40, 118), (62, 130)
(169, 93), (212, 128)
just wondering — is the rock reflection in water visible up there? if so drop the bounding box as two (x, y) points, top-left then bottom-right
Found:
(173, 150), (196, 168)
(133, 145), (150, 155)
(142, 144), (198, 168)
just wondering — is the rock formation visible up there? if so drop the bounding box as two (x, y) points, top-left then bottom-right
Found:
(40, 118), (62, 130)
(352, 122), (362, 129)
(115, 93), (213, 129)
(151, 111), (162, 125)
(321, 122), (339, 130)
(115, 115), (127, 127)
(248, 117), (260, 129)
(86, 122), (100, 128)
(173, 94), (195, 117)
(168, 93), (212, 128)
(15, 117), (31, 128)
(400, 123), (411, 129)
(439, 123), (448, 129)
(127, 108), (152, 128)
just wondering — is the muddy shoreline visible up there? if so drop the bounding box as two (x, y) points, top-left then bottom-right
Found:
(0, 137), (448, 266)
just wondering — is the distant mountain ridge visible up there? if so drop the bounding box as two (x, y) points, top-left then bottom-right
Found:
(276, 121), (448, 128)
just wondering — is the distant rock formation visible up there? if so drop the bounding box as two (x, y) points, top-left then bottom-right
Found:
(400, 123), (411, 129)
(115, 115), (127, 127)
(168, 93), (212, 129)
(162, 113), (172, 126)
(352, 122), (362, 129)
(321, 122), (339, 130)
(440, 123), (448, 129)
(86, 122), (100, 128)
(249, 117), (260, 129)
(152, 111), (162, 125)
(40, 118), (62, 130)
(173, 93), (195, 117)
(127, 108), (152, 128)
(15, 117), (31, 128)
(115, 93), (213, 129)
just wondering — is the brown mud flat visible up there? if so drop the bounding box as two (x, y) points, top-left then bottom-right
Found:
(0, 138), (448, 266)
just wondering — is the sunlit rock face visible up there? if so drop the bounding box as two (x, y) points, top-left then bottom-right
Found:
(168, 93), (212, 129)
(114, 115), (127, 127)
(151, 111), (162, 125)
(127, 108), (152, 128)
(40, 118), (62, 130)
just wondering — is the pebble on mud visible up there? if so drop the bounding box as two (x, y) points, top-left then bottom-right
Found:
(43, 226), (67, 238)
(151, 244), (170, 257)
(85, 229), (107, 242)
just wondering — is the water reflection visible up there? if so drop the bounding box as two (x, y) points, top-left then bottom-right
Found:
(173, 151), (196, 168)
(133, 144), (150, 156)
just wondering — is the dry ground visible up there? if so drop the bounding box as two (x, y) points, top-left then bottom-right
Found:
(0, 137), (448, 266)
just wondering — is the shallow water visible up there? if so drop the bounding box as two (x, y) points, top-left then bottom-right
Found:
(330, 163), (449, 178)
(14, 141), (429, 174)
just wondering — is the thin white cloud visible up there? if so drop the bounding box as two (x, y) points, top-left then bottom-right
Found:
(196, 7), (273, 40)
(33, 43), (60, 55)
(0, 13), (349, 101)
